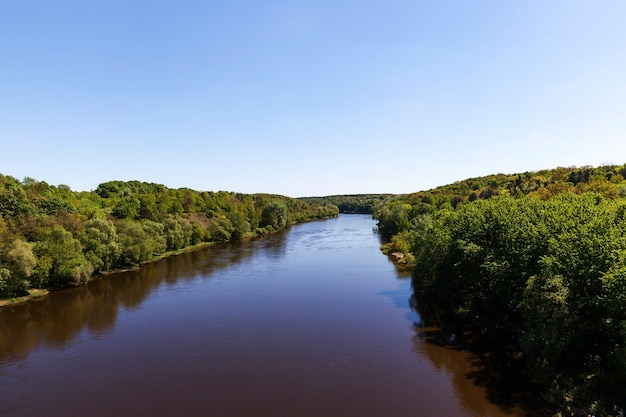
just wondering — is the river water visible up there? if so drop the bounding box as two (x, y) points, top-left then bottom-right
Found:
(0, 214), (522, 416)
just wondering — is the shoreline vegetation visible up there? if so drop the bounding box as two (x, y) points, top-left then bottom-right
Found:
(371, 163), (626, 416)
(0, 213), (339, 307)
(0, 176), (338, 304)
(4, 163), (626, 416)
(0, 240), (217, 307)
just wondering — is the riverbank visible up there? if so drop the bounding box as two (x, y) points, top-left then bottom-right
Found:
(0, 216), (340, 308)
(0, 289), (49, 307)
(0, 240), (219, 307)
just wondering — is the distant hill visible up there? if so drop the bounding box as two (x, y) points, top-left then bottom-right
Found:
(397, 163), (625, 209)
(299, 194), (394, 214)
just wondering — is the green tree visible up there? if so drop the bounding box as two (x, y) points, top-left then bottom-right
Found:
(0, 268), (12, 297)
(81, 218), (121, 273)
(141, 221), (167, 255)
(375, 202), (412, 237)
(115, 220), (154, 267)
(227, 210), (250, 240)
(0, 175), (31, 217)
(112, 196), (140, 219)
(0, 240), (37, 296)
(260, 201), (288, 230)
(163, 216), (193, 250)
(33, 225), (92, 286)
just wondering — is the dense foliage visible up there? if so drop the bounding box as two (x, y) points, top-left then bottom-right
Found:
(374, 164), (626, 415)
(0, 175), (338, 299)
(300, 194), (393, 214)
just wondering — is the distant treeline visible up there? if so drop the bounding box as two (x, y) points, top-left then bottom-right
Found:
(374, 163), (626, 415)
(300, 194), (393, 214)
(0, 176), (338, 299)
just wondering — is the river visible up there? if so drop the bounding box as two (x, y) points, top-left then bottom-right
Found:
(0, 214), (523, 416)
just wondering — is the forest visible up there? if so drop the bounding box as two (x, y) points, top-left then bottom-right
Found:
(0, 175), (338, 300)
(299, 194), (392, 214)
(374, 163), (626, 416)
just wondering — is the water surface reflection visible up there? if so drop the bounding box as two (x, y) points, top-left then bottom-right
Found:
(0, 237), (286, 364)
(1, 215), (525, 416)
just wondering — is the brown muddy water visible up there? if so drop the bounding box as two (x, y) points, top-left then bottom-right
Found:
(0, 215), (525, 416)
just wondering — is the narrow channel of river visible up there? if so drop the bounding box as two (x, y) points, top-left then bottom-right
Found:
(0, 214), (522, 416)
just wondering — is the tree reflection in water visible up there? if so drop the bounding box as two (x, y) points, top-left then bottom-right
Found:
(0, 234), (288, 364)
(410, 293), (540, 417)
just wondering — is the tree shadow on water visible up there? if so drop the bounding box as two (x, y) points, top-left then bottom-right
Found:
(411, 299), (548, 417)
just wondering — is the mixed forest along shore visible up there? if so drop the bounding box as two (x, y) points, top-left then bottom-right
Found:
(0, 176), (338, 303)
(368, 163), (626, 416)
(3, 163), (626, 416)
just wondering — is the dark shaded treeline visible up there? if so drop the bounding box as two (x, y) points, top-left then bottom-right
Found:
(374, 163), (626, 416)
(0, 175), (338, 298)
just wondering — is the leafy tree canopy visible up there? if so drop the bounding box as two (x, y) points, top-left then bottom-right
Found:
(0, 176), (338, 298)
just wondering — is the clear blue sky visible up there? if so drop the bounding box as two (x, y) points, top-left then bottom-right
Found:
(2, 1), (625, 197)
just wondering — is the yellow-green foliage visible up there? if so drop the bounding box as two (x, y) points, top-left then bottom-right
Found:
(378, 164), (626, 217)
